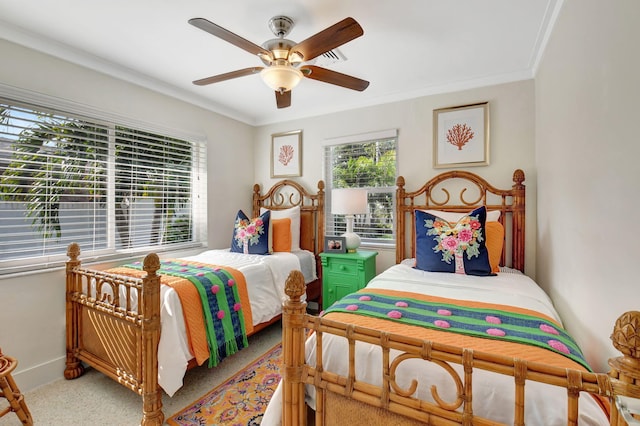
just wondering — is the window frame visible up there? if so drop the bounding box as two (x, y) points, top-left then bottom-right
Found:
(323, 129), (398, 249)
(0, 90), (207, 276)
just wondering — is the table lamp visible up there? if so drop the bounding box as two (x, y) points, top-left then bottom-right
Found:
(331, 188), (368, 252)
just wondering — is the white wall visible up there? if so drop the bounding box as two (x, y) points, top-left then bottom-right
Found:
(535, 0), (640, 371)
(254, 80), (537, 276)
(0, 39), (254, 390)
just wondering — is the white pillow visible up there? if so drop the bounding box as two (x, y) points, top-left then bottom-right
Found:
(261, 205), (301, 251)
(400, 258), (416, 267)
(422, 209), (501, 222)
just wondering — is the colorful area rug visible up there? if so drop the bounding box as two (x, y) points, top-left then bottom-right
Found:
(167, 343), (282, 425)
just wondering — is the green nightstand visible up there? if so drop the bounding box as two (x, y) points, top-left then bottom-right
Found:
(320, 250), (378, 310)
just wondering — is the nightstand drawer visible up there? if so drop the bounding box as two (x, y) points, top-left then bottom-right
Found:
(323, 272), (358, 287)
(326, 259), (358, 276)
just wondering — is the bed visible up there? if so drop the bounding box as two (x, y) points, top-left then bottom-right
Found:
(63, 179), (325, 426)
(267, 170), (640, 425)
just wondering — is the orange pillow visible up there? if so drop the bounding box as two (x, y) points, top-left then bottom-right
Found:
(485, 221), (505, 273)
(272, 218), (292, 252)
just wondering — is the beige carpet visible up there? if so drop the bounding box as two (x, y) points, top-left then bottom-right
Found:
(0, 321), (282, 426)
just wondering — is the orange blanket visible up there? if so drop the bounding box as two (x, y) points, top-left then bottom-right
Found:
(108, 262), (252, 367)
(325, 289), (577, 366)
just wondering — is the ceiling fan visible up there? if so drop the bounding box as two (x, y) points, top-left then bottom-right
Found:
(188, 15), (370, 109)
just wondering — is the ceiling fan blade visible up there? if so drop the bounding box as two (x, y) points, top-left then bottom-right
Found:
(300, 66), (369, 91)
(189, 18), (272, 59)
(290, 17), (364, 62)
(275, 90), (292, 109)
(193, 67), (263, 86)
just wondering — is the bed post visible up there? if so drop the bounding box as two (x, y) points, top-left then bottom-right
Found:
(608, 311), (640, 425)
(140, 253), (164, 426)
(64, 243), (84, 380)
(282, 270), (308, 426)
(315, 180), (325, 257)
(252, 183), (261, 214)
(511, 169), (526, 272)
(396, 176), (406, 264)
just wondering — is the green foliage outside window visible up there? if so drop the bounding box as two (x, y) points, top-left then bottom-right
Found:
(0, 102), (196, 263)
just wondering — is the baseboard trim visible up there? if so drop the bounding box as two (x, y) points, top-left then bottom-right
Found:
(12, 356), (67, 392)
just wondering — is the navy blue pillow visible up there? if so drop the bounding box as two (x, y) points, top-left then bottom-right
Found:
(230, 210), (270, 255)
(415, 206), (493, 276)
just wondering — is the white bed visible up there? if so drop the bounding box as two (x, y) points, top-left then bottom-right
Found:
(64, 178), (327, 425)
(264, 263), (608, 425)
(265, 171), (625, 426)
(157, 248), (316, 395)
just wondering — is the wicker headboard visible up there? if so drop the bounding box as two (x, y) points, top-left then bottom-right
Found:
(252, 179), (325, 256)
(396, 169), (526, 271)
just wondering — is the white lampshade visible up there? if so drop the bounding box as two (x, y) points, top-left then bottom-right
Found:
(260, 64), (303, 92)
(331, 188), (368, 252)
(331, 188), (369, 215)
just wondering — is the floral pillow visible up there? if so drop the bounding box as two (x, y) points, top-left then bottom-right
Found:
(415, 206), (493, 276)
(230, 210), (270, 255)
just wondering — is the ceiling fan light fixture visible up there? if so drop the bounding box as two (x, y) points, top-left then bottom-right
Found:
(257, 52), (274, 64)
(288, 51), (304, 64)
(260, 63), (303, 93)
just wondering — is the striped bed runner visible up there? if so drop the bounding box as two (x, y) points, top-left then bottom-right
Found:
(111, 259), (252, 367)
(323, 289), (591, 370)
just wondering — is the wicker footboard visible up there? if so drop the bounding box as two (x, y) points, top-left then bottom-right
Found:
(65, 243), (164, 426)
(281, 270), (640, 426)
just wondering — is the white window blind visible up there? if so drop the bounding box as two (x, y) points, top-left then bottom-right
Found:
(323, 129), (397, 245)
(0, 99), (207, 275)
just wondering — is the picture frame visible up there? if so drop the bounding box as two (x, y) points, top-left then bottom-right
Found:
(433, 102), (489, 168)
(324, 236), (346, 254)
(271, 130), (302, 178)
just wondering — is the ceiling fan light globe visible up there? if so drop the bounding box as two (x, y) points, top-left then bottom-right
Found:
(260, 65), (303, 92)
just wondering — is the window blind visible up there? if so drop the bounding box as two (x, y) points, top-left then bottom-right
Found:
(0, 99), (207, 275)
(323, 130), (397, 245)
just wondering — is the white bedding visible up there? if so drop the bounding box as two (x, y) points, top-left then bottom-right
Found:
(263, 264), (608, 425)
(154, 248), (316, 396)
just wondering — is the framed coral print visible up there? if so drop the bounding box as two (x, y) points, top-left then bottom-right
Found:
(433, 102), (489, 168)
(271, 130), (302, 178)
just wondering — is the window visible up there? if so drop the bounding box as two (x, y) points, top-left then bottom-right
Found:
(0, 99), (206, 275)
(324, 129), (397, 246)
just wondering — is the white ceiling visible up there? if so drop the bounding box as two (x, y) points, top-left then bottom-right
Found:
(0, 1), (560, 126)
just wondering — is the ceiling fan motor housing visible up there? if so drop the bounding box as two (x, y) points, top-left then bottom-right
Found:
(261, 38), (297, 64)
(261, 16), (300, 65)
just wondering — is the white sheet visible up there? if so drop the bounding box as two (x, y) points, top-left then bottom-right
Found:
(367, 264), (563, 323)
(155, 248), (315, 396)
(263, 265), (608, 425)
